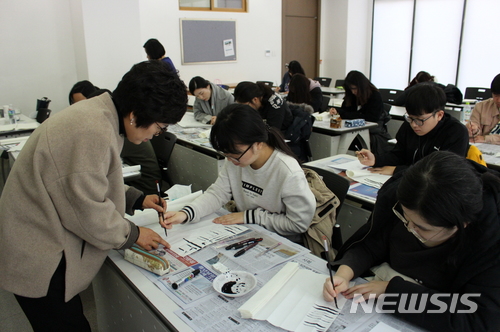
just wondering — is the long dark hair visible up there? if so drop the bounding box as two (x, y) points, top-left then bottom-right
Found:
(406, 71), (434, 90)
(233, 81), (273, 106)
(287, 74), (311, 105)
(343, 70), (378, 107)
(210, 104), (296, 159)
(288, 60), (305, 76)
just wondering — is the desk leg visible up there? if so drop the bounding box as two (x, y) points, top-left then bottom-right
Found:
(337, 129), (370, 155)
(309, 132), (340, 160)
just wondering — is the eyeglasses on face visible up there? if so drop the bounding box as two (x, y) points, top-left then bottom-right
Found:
(404, 112), (436, 126)
(392, 201), (444, 244)
(220, 143), (253, 163)
(154, 122), (168, 136)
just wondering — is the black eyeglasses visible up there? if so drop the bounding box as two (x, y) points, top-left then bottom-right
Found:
(220, 143), (253, 163)
(404, 112), (436, 126)
(154, 122), (168, 136)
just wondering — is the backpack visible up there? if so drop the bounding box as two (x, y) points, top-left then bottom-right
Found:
(302, 168), (340, 261)
(285, 103), (315, 161)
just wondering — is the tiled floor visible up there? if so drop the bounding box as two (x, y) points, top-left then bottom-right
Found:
(0, 284), (99, 331)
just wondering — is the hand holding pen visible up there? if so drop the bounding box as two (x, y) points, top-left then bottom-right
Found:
(155, 180), (167, 237)
(355, 146), (375, 166)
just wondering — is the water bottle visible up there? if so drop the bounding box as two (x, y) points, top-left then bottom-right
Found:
(463, 102), (472, 122)
(8, 107), (16, 124)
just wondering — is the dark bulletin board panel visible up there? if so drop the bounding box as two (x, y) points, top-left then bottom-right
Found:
(180, 19), (237, 64)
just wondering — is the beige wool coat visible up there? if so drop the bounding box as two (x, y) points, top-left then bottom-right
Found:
(0, 94), (142, 301)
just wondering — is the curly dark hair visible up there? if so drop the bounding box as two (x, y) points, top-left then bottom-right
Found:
(112, 61), (187, 127)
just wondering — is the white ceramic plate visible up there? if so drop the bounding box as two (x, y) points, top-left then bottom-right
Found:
(212, 270), (257, 297)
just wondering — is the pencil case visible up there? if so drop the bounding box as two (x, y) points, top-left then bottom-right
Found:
(124, 244), (171, 276)
(344, 119), (366, 128)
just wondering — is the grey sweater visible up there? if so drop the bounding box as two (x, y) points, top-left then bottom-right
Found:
(181, 149), (315, 240)
(193, 83), (235, 123)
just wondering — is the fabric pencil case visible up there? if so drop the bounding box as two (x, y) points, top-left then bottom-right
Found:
(124, 244), (170, 276)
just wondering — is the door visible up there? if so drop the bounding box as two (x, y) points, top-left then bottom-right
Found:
(282, 0), (320, 79)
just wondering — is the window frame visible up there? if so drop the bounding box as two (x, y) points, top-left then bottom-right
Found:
(179, 0), (247, 12)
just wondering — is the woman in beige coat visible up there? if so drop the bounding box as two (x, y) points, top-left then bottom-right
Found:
(0, 61), (187, 331)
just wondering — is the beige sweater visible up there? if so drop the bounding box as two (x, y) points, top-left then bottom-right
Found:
(0, 94), (141, 301)
(470, 98), (500, 144)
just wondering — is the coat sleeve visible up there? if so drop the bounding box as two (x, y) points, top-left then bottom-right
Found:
(193, 99), (211, 123)
(337, 91), (385, 122)
(386, 270), (500, 332)
(243, 170), (315, 236)
(374, 123), (412, 168)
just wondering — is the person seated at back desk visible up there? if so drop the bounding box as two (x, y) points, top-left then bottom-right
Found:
(323, 151), (500, 332)
(234, 81), (292, 132)
(329, 70), (392, 154)
(189, 76), (234, 125)
(287, 73), (323, 113)
(357, 83), (469, 175)
(466, 73), (500, 144)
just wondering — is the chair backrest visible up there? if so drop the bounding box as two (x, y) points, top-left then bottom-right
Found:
(256, 81), (273, 87)
(149, 132), (177, 186)
(313, 77), (332, 87)
(464, 87), (491, 102)
(334, 79), (345, 88)
(320, 95), (330, 113)
(378, 88), (403, 105)
(36, 108), (51, 123)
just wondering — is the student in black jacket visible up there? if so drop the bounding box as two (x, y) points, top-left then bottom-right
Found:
(234, 81), (292, 132)
(323, 151), (500, 332)
(330, 70), (392, 154)
(357, 83), (468, 175)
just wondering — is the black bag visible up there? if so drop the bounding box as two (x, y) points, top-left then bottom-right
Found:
(443, 84), (463, 104)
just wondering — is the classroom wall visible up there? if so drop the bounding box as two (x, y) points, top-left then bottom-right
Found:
(319, 0), (372, 82)
(0, 0), (78, 117)
(0, 0), (283, 116)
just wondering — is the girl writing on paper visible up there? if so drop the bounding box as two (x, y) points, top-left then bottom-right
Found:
(329, 70), (391, 154)
(163, 104), (316, 243)
(189, 76), (235, 125)
(323, 151), (500, 332)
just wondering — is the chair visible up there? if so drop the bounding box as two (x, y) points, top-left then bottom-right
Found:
(334, 79), (345, 88)
(303, 165), (351, 250)
(149, 132), (177, 189)
(313, 77), (332, 88)
(256, 81), (274, 87)
(464, 87), (491, 102)
(320, 95), (330, 113)
(378, 88), (403, 105)
(36, 108), (51, 123)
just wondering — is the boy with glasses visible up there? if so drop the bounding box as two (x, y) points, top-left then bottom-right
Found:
(357, 83), (468, 175)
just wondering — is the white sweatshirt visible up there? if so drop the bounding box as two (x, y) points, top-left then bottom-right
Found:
(181, 149), (315, 239)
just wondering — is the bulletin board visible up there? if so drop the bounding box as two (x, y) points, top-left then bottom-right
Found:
(180, 19), (237, 64)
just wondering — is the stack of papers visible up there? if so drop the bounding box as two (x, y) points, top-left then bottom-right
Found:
(328, 158), (391, 189)
(238, 262), (346, 331)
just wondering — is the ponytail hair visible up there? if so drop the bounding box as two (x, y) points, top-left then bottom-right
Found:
(210, 104), (297, 160)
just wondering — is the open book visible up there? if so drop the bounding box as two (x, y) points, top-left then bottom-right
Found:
(238, 262), (346, 332)
(328, 158), (391, 189)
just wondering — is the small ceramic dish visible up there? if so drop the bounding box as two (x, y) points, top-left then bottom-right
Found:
(212, 270), (257, 297)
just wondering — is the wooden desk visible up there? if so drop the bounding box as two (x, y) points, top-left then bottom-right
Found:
(310, 120), (377, 160)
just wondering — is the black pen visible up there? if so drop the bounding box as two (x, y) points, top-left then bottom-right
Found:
(231, 238), (263, 250)
(225, 238), (261, 250)
(234, 242), (259, 257)
(323, 235), (338, 309)
(172, 269), (200, 289)
(156, 180), (167, 237)
(355, 145), (366, 160)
